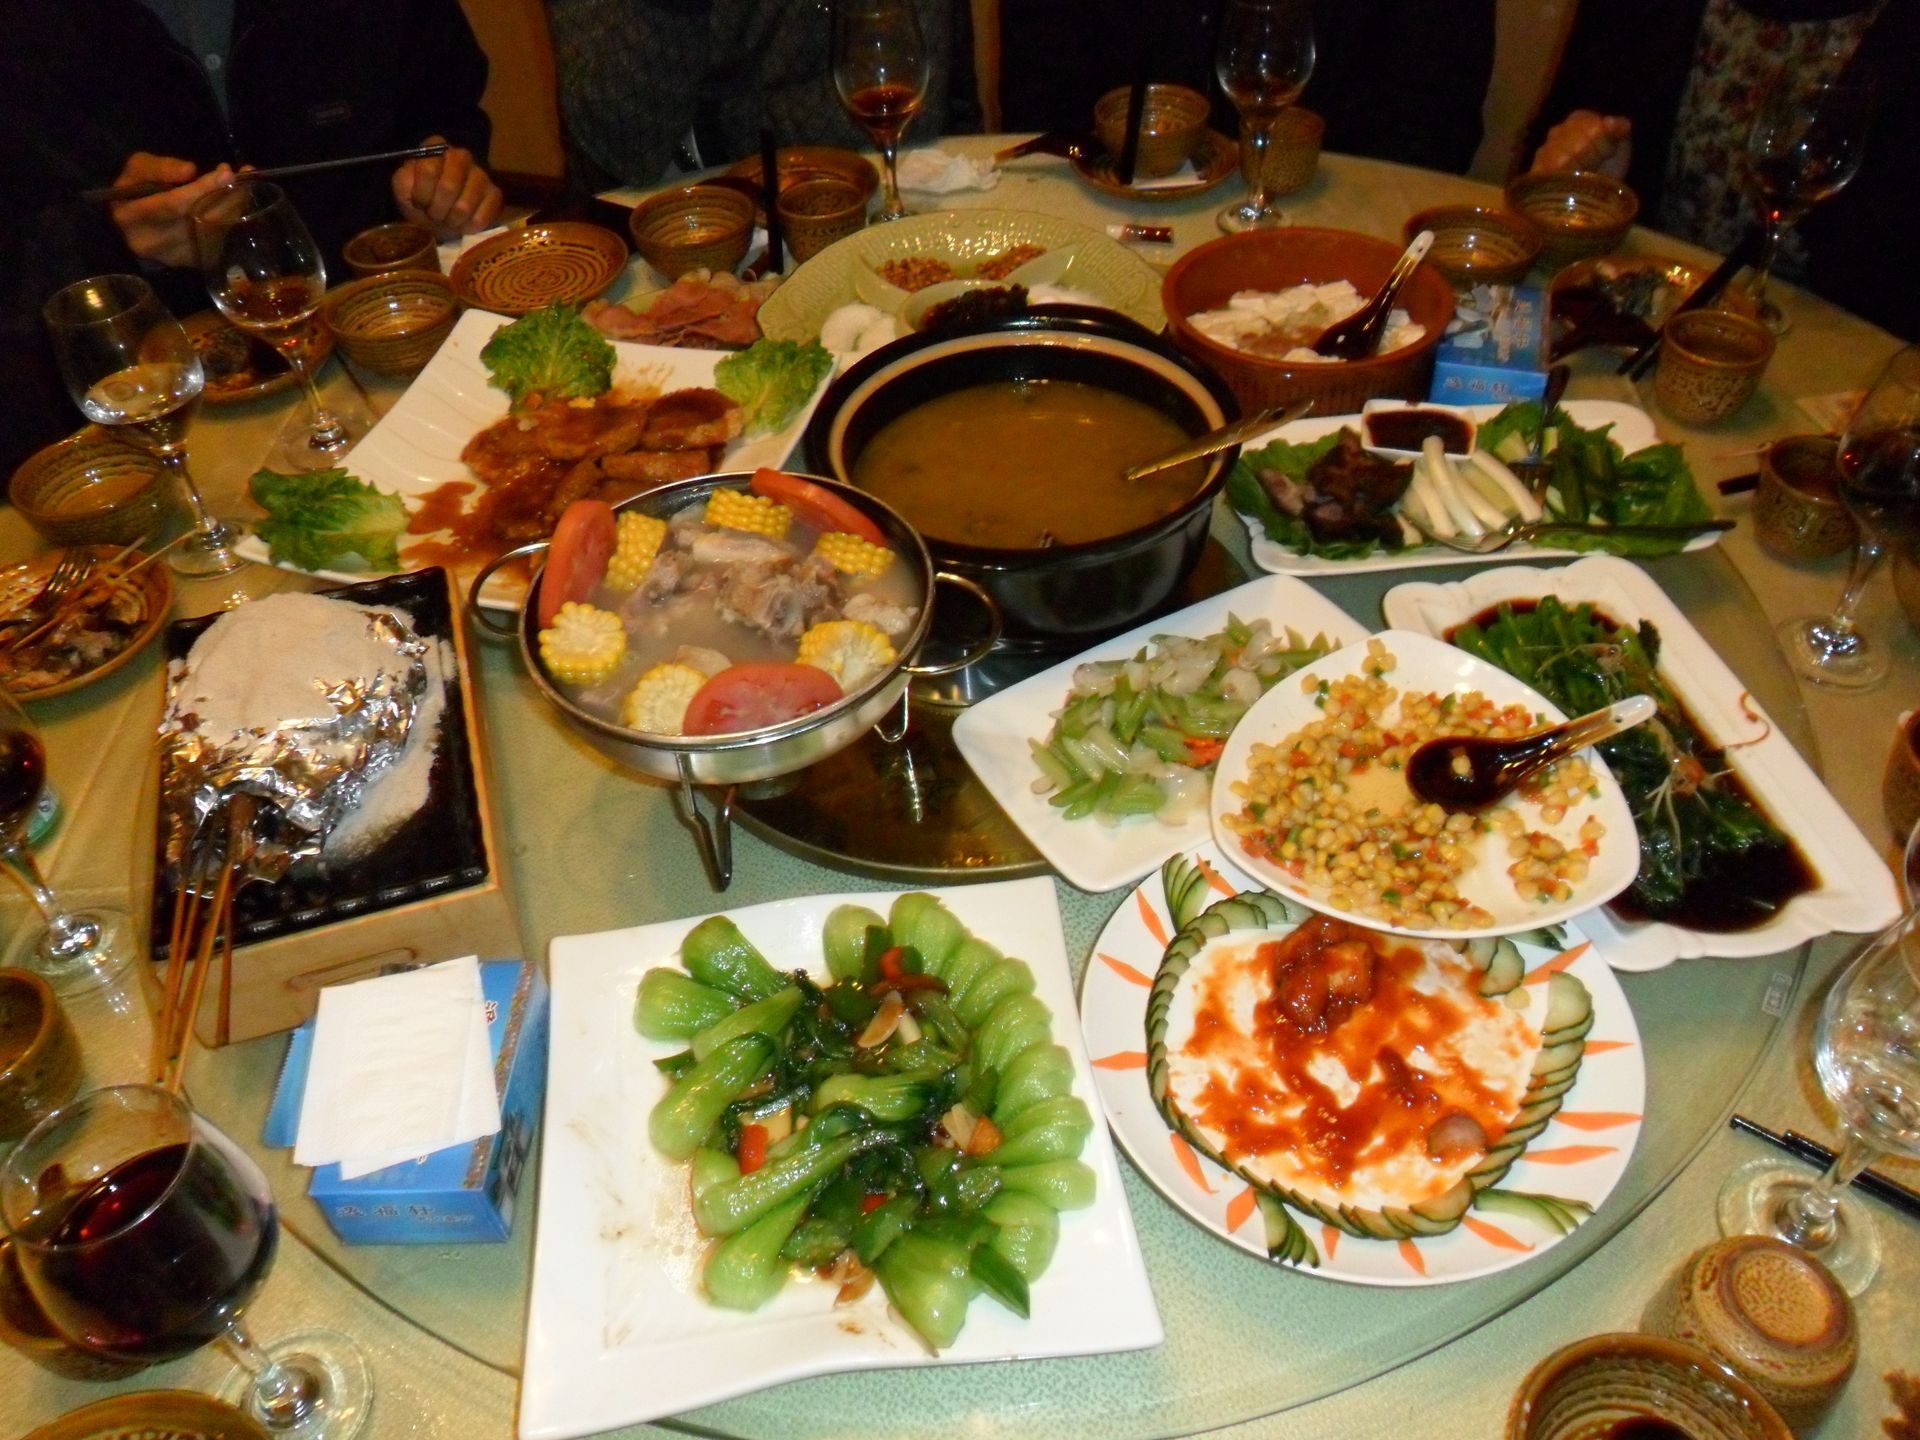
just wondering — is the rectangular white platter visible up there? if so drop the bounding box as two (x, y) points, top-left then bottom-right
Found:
(1382, 554), (1900, 970)
(520, 877), (1163, 1440)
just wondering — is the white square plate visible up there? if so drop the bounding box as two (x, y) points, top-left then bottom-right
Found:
(236, 308), (829, 608)
(950, 575), (1364, 894)
(520, 877), (1163, 1440)
(1382, 556), (1900, 968)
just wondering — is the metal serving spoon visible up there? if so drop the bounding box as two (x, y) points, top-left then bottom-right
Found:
(1124, 399), (1314, 481)
(1406, 695), (1657, 812)
(1311, 230), (1434, 360)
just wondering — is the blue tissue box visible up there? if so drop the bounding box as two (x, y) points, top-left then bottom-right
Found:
(264, 959), (547, 1244)
(1428, 284), (1548, 406)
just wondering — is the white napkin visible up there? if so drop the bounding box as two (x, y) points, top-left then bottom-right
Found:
(292, 956), (501, 1180)
(1128, 160), (1202, 191)
(896, 148), (999, 194)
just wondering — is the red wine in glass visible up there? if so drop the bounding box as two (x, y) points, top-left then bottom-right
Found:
(844, 82), (924, 147)
(0, 726), (48, 837)
(1837, 425), (1920, 541)
(832, 0), (929, 222)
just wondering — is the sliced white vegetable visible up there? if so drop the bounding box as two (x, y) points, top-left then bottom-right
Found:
(1396, 513), (1424, 546)
(1405, 464), (1455, 537)
(1447, 454), (1512, 528)
(1422, 438), (1484, 537)
(1466, 449), (1544, 521)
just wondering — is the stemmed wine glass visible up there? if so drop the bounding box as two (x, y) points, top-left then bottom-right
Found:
(1214, 0), (1316, 233)
(1716, 904), (1920, 1294)
(190, 180), (360, 472)
(0, 690), (134, 994)
(41, 275), (243, 577)
(832, 0), (930, 223)
(1742, 60), (1873, 333)
(1, 1086), (373, 1438)
(1776, 345), (1920, 690)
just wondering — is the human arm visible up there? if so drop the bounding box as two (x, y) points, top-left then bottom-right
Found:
(391, 137), (504, 236)
(105, 154), (238, 268)
(1530, 110), (1631, 176)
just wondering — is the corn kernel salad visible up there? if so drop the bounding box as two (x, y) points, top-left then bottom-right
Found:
(1222, 640), (1602, 930)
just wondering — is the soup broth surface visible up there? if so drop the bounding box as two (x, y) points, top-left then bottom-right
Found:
(850, 378), (1206, 549)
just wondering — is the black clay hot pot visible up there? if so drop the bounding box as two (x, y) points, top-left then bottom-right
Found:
(804, 308), (1239, 651)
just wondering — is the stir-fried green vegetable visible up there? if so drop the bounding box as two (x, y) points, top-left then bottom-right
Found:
(637, 895), (1093, 1350)
(1029, 615), (1336, 825)
(1450, 596), (1794, 920)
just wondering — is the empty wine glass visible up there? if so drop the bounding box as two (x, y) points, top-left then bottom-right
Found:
(1717, 904), (1920, 1294)
(1, 1085), (373, 1438)
(1776, 345), (1920, 690)
(0, 690), (135, 994)
(1743, 60), (1873, 333)
(42, 275), (243, 577)
(1214, 0), (1316, 233)
(190, 181), (359, 471)
(832, 0), (930, 222)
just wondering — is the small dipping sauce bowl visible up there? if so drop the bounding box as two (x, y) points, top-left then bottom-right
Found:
(777, 177), (869, 264)
(0, 968), (82, 1142)
(342, 220), (439, 277)
(1655, 309), (1775, 424)
(629, 185), (755, 280)
(1754, 435), (1856, 561)
(1509, 1333), (1793, 1440)
(1093, 83), (1209, 180)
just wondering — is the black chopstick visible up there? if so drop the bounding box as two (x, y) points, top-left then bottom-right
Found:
(758, 128), (783, 276)
(1717, 471), (1761, 496)
(1115, 62), (1150, 187)
(1729, 1115), (1920, 1221)
(1620, 230), (1764, 380)
(80, 144), (449, 204)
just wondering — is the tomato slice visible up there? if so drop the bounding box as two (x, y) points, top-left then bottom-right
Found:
(683, 662), (843, 736)
(748, 468), (887, 546)
(536, 499), (617, 629)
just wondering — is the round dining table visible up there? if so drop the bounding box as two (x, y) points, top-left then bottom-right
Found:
(3, 134), (1915, 1440)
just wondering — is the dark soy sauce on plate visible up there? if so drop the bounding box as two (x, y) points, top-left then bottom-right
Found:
(1364, 408), (1473, 455)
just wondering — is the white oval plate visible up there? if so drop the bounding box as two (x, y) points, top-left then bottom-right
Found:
(1209, 630), (1640, 940)
(1078, 842), (1645, 1286)
(1381, 555), (1902, 970)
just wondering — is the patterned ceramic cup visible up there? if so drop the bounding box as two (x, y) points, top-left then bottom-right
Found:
(1755, 435), (1857, 560)
(777, 178), (869, 264)
(1509, 1332), (1793, 1439)
(1655, 310), (1776, 424)
(0, 968), (82, 1142)
(1883, 711), (1920, 851)
(1643, 1236), (1857, 1435)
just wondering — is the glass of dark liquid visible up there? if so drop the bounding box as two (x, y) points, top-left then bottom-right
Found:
(41, 274), (243, 577)
(831, 0), (929, 223)
(1777, 345), (1920, 690)
(0, 690), (135, 994)
(1213, 0), (1316, 233)
(190, 180), (361, 472)
(1, 1085), (372, 1438)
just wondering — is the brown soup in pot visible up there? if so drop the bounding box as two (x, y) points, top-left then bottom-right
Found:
(848, 379), (1206, 549)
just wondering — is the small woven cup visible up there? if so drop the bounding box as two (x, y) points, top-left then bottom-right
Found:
(8, 427), (167, 548)
(1509, 1333), (1794, 1440)
(1404, 204), (1543, 288)
(0, 969), (81, 1143)
(1655, 309), (1775, 424)
(342, 221), (439, 277)
(777, 177), (869, 263)
(1503, 169), (1639, 272)
(1093, 83), (1210, 179)
(1258, 107), (1324, 197)
(629, 185), (755, 280)
(320, 270), (460, 376)
(1754, 435), (1856, 561)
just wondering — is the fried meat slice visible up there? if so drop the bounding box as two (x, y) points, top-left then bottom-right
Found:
(640, 388), (744, 450)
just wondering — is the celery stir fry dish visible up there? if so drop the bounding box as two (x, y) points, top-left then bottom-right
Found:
(635, 895), (1094, 1349)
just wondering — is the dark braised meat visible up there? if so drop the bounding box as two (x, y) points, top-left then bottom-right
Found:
(920, 284), (1029, 334)
(1257, 431), (1411, 546)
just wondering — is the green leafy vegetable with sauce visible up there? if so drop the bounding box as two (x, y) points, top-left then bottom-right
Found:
(713, 338), (834, 434)
(479, 303), (615, 409)
(247, 469), (408, 571)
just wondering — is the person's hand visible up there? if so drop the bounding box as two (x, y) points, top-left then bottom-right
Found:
(392, 136), (505, 237)
(1531, 111), (1632, 178)
(108, 154), (237, 269)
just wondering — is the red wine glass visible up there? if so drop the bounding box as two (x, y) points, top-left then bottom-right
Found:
(832, 0), (929, 222)
(190, 181), (361, 472)
(1777, 345), (1920, 689)
(0, 1085), (372, 1438)
(1214, 0), (1316, 233)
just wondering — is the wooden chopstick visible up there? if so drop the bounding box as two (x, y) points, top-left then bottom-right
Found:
(158, 796), (252, 1092)
(81, 145), (447, 204)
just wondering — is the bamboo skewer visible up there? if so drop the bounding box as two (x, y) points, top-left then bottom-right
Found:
(156, 796), (252, 1093)
(4, 531), (192, 655)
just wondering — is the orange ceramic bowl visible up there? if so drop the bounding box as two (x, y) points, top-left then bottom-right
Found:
(1162, 226), (1456, 415)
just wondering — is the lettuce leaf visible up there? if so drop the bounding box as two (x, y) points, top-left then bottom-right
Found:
(713, 339), (834, 434)
(248, 469), (409, 571)
(479, 303), (615, 409)
(1226, 431), (1399, 561)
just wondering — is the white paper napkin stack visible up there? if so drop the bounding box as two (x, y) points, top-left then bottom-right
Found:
(897, 148), (999, 194)
(292, 956), (501, 1180)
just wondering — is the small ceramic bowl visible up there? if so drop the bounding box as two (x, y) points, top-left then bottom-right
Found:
(20, 1391), (268, 1440)
(320, 269), (460, 376)
(1754, 435), (1856, 561)
(777, 177), (869, 264)
(342, 220), (439, 277)
(0, 968), (81, 1142)
(1644, 1236), (1857, 1435)
(8, 427), (168, 548)
(1509, 1333), (1794, 1440)
(629, 185), (755, 280)
(1405, 205), (1544, 288)
(1883, 710), (1920, 848)
(1093, 83), (1210, 179)
(0, 1235), (147, 1381)
(1259, 106), (1324, 197)
(1655, 309), (1776, 424)
(1503, 170), (1639, 272)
